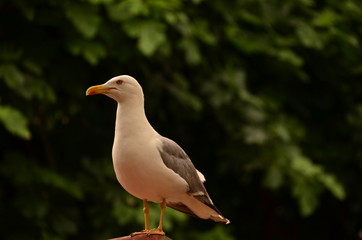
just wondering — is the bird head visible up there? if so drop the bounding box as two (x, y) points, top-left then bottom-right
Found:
(86, 75), (143, 103)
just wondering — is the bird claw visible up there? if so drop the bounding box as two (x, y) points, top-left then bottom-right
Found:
(130, 229), (165, 237)
(130, 230), (149, 236)
(147, 228), (165, 236)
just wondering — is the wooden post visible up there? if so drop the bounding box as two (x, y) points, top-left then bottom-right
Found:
(108, 233), (172, 240)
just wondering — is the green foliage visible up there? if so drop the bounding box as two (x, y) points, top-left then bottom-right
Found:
(123, 20), (166, 56)
(189, 225), (234, 240)
(0, 105), (31, 139)
(67, 39), (106, 65)
(65, 2), (101, 39)
(287, 146), (345, 216)
(1, 0), (361, 239)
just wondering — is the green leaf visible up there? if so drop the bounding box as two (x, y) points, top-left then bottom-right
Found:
(320, 174), (346, 200)
(225, 26), (268, 53)
(312, 9), (340, 27)
(194, 20), (216, 45)
(107, 0), (148, 21)
(83, 43), (106, 65)
(23, 60), (42, 75)
(0, 64), (25, 89)
(288, 146), (346, 216)
(296, 22), (323, 49)
(292, 179), (320, 216)
(242, 126), (269, 144)
(239, 11), (264, 26)
(149, 0), (182, 9)
(191, 225), (234, 240)
(123, 20), (166, 56)
(87, 0), (114, 4)
(65, 3), (101, 38)
(179, 38), (201, 64)
(35, 167), (83, 199)
(290, 153), (323, 177)
(272, 123), (291, 141)
(264, 165), (283, 189)
(274, 49), (304, 67)
(0, 105), (31, 140)
(52, 215), (78, 235)
(171, 88), (203, 112)
(30, 78), (57, 102)
(167, 75), (203, 111)
(67, 40), (106, 65)
(112, 195), (140, 225)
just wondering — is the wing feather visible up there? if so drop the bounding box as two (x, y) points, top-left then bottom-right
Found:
(157, 136), (222, 216)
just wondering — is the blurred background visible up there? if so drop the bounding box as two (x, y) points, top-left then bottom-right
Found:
(0, 0), (361, 239)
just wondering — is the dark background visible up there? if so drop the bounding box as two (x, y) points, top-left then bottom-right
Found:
(1, 0), (361, 239)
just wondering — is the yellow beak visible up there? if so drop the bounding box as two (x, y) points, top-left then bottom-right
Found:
(86, 84), (110, 96)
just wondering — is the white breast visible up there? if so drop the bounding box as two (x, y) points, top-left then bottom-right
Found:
(112, 137), (188, 203)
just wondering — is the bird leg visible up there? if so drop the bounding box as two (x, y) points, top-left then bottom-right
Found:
(131, 199), (150, 236)
(148, 199), (166, 235)
(158, 199), (167, 232)
(143, 199), (150, 231)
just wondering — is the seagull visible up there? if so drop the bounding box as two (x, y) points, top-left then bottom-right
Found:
(86, 75), (230, 235)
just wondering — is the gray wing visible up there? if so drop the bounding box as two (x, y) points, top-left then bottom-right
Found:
(157, 136), (222, 216)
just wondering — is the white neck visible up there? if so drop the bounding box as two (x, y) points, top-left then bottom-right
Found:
(114, 97), (156, 141)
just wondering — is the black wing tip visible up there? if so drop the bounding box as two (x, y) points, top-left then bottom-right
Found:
(167, 202), (230, 224)
(193, 194), (223, 215)
(167, 202), (198, 218)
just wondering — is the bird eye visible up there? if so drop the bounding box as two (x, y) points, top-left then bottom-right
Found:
(116, 80), (123, 85)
